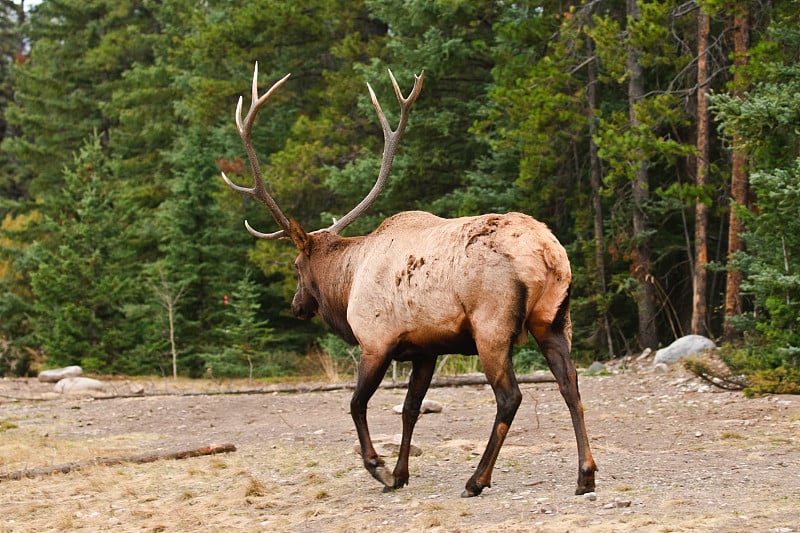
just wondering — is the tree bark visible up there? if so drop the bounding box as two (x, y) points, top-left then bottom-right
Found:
(723, 4), (750, 341)
(627, 0), (658, 350)
(692, 8), (710, 336)
(0, 443), (237, 481)
(586, 32), (615, 357)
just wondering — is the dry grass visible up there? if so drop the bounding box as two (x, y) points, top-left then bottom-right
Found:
(2, 372), (799, 532)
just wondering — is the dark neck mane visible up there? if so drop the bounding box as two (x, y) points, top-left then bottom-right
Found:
(309, 233), (364, 345)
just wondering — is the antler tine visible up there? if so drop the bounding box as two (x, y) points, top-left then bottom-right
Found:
(223, 62), (293, 240)
(327, 69), (424, 235)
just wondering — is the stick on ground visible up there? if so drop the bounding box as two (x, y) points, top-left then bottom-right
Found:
(0, 442), (237, 481)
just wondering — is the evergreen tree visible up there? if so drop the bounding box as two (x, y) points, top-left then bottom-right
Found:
(0, 0), (24, 204)
(711, 6), (800, 391)
(328, 0), (501, 231)
(206, 268), (274, 380)
(2, 0), (162, 197)
(155, 125), (253, 376)
(29, 135), (139, 373)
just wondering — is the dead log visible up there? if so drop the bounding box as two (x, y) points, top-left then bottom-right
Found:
(81, 373), (557, 400)
(423, 373), (556, 388)
(0, 442), (236, 482)
(166, 373), (555, 395)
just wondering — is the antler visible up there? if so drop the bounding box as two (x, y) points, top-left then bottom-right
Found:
(327, 69), (424, 235)
(221, 62), (293, 240)
(223, 64), (423, 241)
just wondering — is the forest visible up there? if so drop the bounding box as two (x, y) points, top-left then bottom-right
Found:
(0, 0), (798, 392)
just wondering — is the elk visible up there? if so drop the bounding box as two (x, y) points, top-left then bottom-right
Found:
(222, 63), (597, 497)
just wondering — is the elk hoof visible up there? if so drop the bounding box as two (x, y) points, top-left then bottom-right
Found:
(575, 464), (597, 495)
(379, 475), (408, 493)
(461, 482), (485, 498)
(369, 464), (396, 489)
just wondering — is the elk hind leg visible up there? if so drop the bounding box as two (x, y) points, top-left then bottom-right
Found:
(532, 297), (597, 494)
(463, 339), (522, 497)
(351, 354), (394, 489)
(390, 355), (436, 491)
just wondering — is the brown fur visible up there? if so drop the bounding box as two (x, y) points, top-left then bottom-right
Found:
(224, 65), (595, 497)
(292, 211), (597, 496)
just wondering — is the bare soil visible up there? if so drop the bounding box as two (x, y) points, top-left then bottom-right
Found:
(1, 366), (799, 532)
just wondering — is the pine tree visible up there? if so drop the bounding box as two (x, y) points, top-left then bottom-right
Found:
(0, 0), (24, 204)
(29, 134), (139, 373)
(2, 0), (162, 197)
(206, 268), (274, 380)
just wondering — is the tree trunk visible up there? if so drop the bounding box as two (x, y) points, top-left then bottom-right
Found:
(692, 8), (710, 336)
(586, 33), (615, 358)
(627, 0), (658, 350)
(723, 4), (750, 341)
(0, 443), (237, 481)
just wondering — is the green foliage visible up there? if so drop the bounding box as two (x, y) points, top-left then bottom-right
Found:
(726, 162), (800, 364)
(205, 269), (275, 379)
(513, 344), (547, 374)
(709, 11), (800, 390)
(745, 367), (800, 396)
(0, 0), (796, 388)
(29, 135), (139, 373)
(317, 333), (360, 378)
(711, 341), (800, 397)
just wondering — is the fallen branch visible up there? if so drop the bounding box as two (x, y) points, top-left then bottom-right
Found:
(6, 373), (558, 402)
(163, 372), (556, 395)
(0, 442), (236, 482)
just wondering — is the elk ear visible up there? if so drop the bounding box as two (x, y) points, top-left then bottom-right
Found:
(288, 218), (312, 256)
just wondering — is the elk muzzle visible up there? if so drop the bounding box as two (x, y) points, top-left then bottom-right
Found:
(291, 285), (318, 320)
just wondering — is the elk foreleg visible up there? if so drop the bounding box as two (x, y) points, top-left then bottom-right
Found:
(351, 354), (393, 489)
(537, 328), (597, 495)
(463, 349), (522, 498)
(391, 355), (437, 491)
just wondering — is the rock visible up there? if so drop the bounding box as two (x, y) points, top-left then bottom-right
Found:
(652, 363), (670, 374)
(353, 433), (422, 457)
(54, 377), (106, 395)
(587, 361), (607, 374)
(603, 499), (632, 509)
(421, 399), (443, 413)
(129, 382), (145, 395)
(38, 366), (83, 383)
(653, 335), (716, 365)
(636, 348), (653, 361)
(392, 399), (443, 414)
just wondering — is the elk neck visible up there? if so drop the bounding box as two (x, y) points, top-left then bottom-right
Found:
(305, 231), (366, 344)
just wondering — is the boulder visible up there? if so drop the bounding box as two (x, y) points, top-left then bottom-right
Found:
(392, 399), (443, 414)
(38, 365), (83, 383)
(587, 361), (607, 374)
(354, 434), (422, 457)
(54, 376), (106, 395)
(654, 335), (716, 365)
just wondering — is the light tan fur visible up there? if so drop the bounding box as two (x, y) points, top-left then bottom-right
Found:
(223, 65), (595, 497)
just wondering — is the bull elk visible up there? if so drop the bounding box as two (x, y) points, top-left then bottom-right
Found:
(222, 63), (597, 497)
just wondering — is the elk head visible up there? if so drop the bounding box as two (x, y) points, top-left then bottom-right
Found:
(221, 63), (423, 321)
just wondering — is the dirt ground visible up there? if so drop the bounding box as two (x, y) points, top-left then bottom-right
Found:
(1, 364), (799, 532)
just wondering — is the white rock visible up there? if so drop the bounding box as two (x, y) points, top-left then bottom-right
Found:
(587, 361), (607, 374)
(652, 363), (670, 374)
(392, 399), (443, 414)
(654, 335), (716, 365)
(421, 399), (443, 413)
(353, 433), (422, 457)
(54, 377), (106, 395)
(38, 366), (83, 383)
